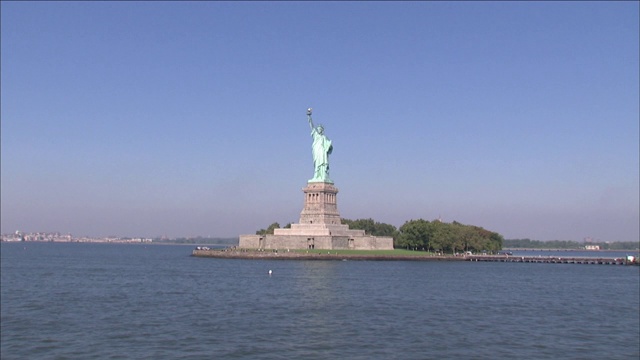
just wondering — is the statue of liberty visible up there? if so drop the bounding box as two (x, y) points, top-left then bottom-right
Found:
(307, 108), (333, 183)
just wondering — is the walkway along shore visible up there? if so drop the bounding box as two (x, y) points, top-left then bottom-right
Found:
(192, 249), (639, 265)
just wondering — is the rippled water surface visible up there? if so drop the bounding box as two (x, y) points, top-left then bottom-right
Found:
(2, 243), (639, 359)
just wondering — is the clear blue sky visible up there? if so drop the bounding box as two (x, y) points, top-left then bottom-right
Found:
(2, 2), (638, 241)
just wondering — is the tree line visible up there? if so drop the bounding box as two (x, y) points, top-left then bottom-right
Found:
(393, 219), (503, 253)
(255, 222), (291, 235)
(256, 218), (504, 253)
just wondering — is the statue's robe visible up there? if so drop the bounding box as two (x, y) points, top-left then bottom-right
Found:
(311, 129), (333, 181)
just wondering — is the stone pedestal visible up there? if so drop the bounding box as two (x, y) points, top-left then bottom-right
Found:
(239, 181), (393, 250)
(298, 182), (341, 225)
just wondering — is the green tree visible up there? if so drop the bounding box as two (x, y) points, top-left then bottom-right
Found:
(351, 218), (376, 235)
(342, 218), (398, 240)
(256, 222), (281, 235)
(398, 219), (431, 250)
(488, 232), (504, 251)
(374, 222), (398, 237)
(428, 220), (450, 252)
(444, 222), (464, 254)
(456, 225), (478, 252)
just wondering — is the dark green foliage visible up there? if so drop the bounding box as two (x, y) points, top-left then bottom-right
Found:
(397, 219), (503, 253)
(256, 222), (281, 235)
(396, 219), (430, 250)
(341, 218), (399, 239)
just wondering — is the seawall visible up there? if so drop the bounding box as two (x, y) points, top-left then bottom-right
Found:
(192, 249), (639, 265)
(192, 249), (465, 261)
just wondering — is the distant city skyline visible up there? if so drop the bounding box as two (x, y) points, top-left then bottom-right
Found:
(2, 2), (638, 242)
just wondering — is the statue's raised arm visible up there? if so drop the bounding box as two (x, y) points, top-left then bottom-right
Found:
(307, 108), (315, 131)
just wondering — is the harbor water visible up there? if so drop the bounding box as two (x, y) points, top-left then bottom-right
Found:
(1, 242), (638, 359)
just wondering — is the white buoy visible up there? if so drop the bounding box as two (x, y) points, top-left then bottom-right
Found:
(268, 270), (273, 275)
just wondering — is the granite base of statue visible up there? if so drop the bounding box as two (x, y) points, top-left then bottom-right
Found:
(238, 109), (393, 251)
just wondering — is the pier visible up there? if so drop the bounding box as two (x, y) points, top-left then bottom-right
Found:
(467, 255), (638, 266)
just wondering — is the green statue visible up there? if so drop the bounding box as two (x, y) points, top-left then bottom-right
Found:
(307, 108), (333, 183)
